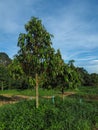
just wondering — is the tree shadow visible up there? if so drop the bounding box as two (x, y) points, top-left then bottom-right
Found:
(0, 95), (13, 102)
(0, 95), (27, 103)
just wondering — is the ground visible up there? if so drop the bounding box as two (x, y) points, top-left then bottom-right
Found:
(0, 92), (75, 106)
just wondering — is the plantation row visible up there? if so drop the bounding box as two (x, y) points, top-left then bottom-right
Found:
(0, 97), (97, 130)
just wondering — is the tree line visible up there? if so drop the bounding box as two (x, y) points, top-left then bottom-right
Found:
(0, 17), (98, 91)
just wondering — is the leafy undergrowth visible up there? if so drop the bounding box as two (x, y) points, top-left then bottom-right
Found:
(69, 86), (98, 102)
(0, 97), (98, 130)
(68, 93), (98, 101)
(77, 86), (98, 95)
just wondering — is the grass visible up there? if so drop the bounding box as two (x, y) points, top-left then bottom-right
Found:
(0, 97), (97, 130)
(0, 88), (59, 97)
(0, 86), (97, 129)
(65, 86), (98, 103)
(77, 86), (98, 95)
(0, 86), (98, 97)
(0, 86), (97, 104)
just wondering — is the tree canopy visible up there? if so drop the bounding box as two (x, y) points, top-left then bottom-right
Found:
(16, 17), (65, 90)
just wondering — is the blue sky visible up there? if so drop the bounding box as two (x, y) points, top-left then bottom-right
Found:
(0, 0), (98, 73)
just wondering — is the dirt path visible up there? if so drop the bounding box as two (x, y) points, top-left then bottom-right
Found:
(0, 92), (76, 106)
(0, 94), (35, 106)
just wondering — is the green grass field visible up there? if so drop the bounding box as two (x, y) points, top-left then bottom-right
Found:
(0, 86), (97, 102)
(0, 96), (97, 130)
(0, 86), (97, 98)
(0, 88), (60, 96)
(0, 86), (98, 130)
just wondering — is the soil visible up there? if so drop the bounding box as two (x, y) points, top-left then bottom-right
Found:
(0, 94), (35, 106)
(0, 92), (76, 106)
(0, 92), (97, 106)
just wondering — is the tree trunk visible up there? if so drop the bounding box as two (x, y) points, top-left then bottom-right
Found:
(1, 81), (4, 91)
(35, 73), (39, 108)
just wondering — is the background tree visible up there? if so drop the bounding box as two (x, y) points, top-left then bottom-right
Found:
(89, 73), (98, 87)
(0, 65), (9, 90)
(8, 58), (26, 89)
(65, 60), (81, 89)
(0, 53), (12, 90)
(68, 59), (75, 68)
(42, 49), (65, 89)
(76, 67), (91, 86)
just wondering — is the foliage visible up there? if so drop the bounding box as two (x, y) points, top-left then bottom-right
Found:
(64, 60), (81, 89)
(90, 73), (98, 86)
(0, 53), (12, 90)
(42, 49), (65, 89)
(77, 67), (90, 86)
(8, 58), (29, 89)
(17, 17), (53, 76)
(15, 17), (65, 90)
(0, 98), (97, 130)
(77, 67), (98, 87)
(8, 58), (24, 80)
(0, 65), (11, 90)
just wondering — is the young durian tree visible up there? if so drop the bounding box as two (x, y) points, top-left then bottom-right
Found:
(16, 17), (56, 108)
